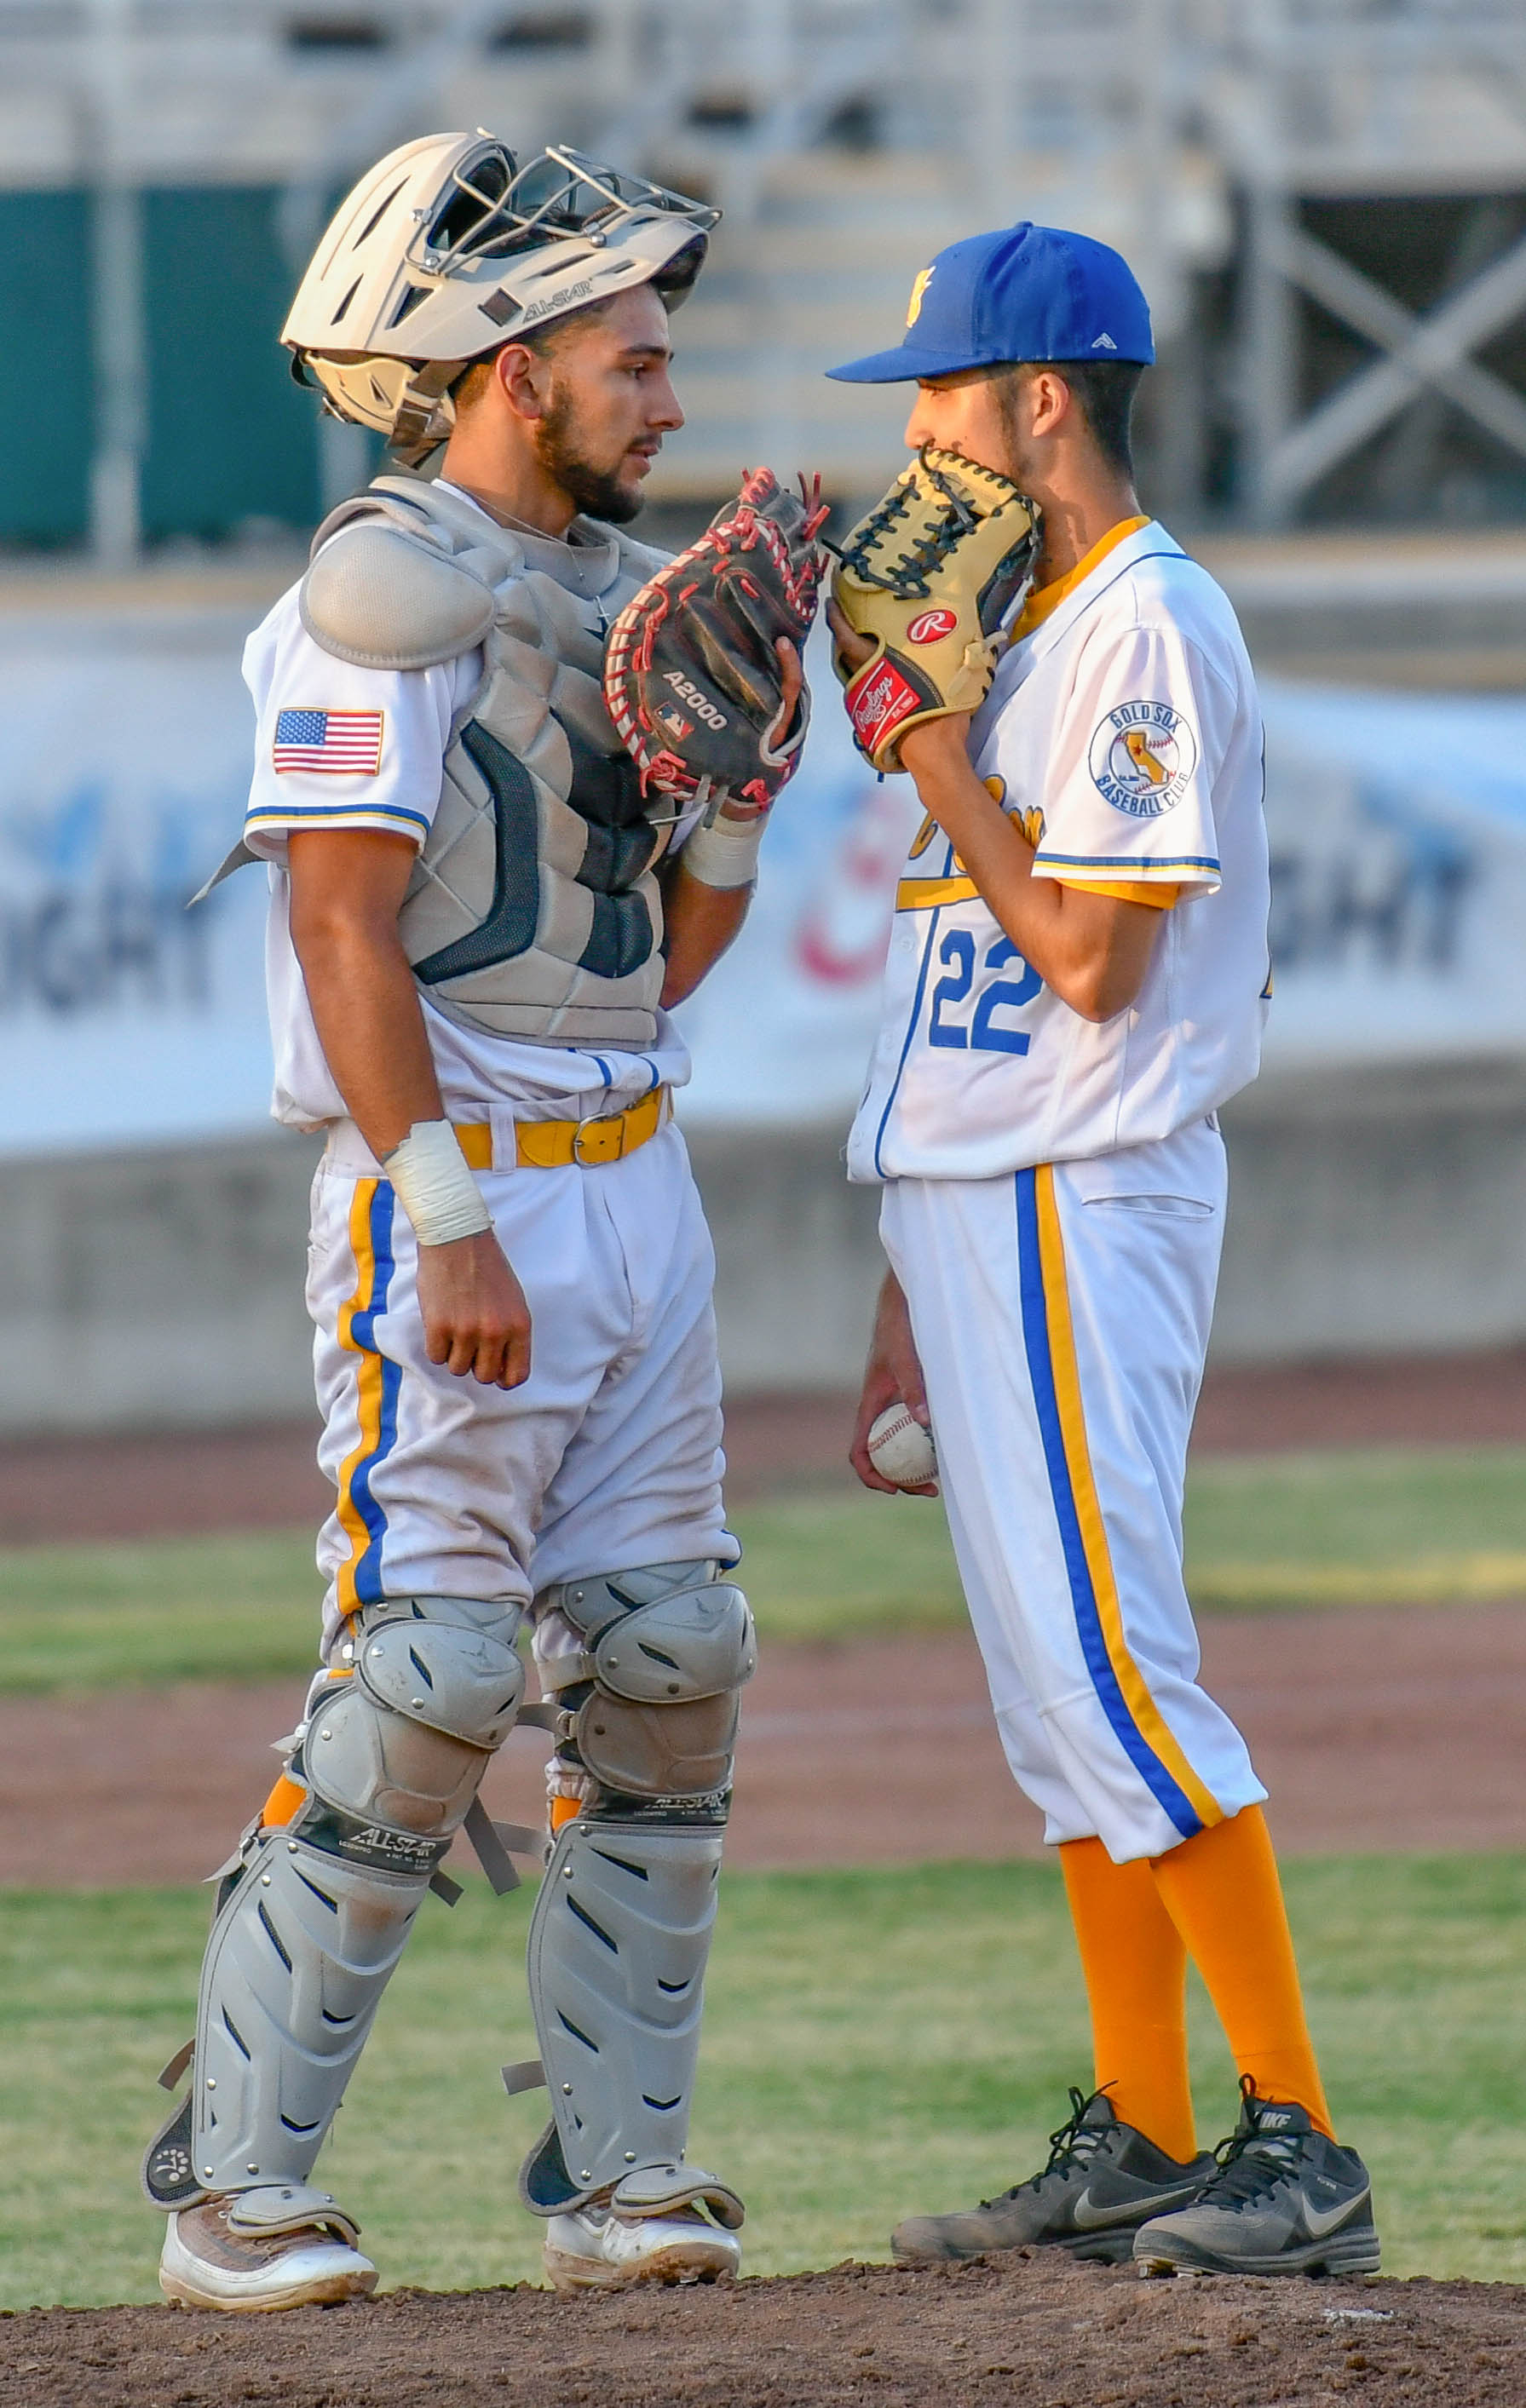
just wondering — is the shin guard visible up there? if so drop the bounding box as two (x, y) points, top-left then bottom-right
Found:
(144, 1828), (425, 2204)
(144, 1594), (523, 2210)
(517, 1811), (741, 2228)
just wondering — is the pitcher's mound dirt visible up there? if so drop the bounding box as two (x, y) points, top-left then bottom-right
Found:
(3, 2253), (1520, 2408)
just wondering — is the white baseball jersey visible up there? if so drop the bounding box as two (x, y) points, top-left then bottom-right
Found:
(847, 518), (1270, 1182)
(240, 481), (698, 1132)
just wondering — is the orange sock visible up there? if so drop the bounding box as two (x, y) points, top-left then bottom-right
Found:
(259, 1771), (307, 1830)
(258, 1662), (354, 1832)
(1149, 1803), (1333, 2138)
(1059, 1836), (1198, 2164)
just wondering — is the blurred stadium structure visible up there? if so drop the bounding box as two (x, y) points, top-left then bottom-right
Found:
(6, 0), (1526, 1436)
(3, 0), (1526, 550)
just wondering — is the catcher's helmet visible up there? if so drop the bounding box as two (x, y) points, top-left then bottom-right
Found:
(283, 133), (719, 465)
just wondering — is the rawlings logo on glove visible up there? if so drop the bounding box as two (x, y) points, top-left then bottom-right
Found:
(831, 446), (1039, 773)
(603, 466), (830, 817)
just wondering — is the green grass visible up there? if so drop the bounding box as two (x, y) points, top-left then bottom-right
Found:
(3, 1853), (1523, 2308)
(1185, 1444), (1526, 1609)
(0, 1530), (323, 1693)
(3, 1445), (1526, 1692)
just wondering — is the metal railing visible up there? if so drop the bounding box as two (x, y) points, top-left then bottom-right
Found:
(5, 0), (1526, 547)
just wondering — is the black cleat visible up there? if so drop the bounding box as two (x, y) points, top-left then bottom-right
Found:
(1132, 2079), (1380, 2278)
(891, 2087), (1217, 2267)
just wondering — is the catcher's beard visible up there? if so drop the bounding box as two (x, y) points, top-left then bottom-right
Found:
(533, 388), (646, 525)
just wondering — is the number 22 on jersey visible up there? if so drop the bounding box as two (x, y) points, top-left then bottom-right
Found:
(928, 931), (1042, 1055)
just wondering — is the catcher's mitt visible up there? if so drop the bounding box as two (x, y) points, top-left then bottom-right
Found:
(603, 466), (830, 815)
(831, 446), (1039, 772)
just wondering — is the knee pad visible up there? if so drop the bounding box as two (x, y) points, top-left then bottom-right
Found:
(302, 1595), (524, 1858)
(536, 1560), (755, 1805)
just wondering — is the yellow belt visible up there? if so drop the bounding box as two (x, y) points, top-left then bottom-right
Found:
(456, 1085), (671, 1173)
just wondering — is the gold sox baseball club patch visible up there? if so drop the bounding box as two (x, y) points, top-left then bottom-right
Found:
(1089, 700), (1198, 818)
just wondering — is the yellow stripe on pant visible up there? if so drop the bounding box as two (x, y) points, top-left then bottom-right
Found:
(1021, 1163), (1224, 1840)
(333, 1176), (402, 1619)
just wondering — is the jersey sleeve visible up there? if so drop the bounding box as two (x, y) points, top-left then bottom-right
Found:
(240, 601), (477, 863)
(1071, 877), (1182, 910)
(1029, 619), (1232, 898)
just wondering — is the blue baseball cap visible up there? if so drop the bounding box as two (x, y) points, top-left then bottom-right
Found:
(826, 222), (1155, 383)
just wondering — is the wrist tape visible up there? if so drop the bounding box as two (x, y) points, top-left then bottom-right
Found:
(383, 1120), (492, 1247)
(681, 811), (765, 891)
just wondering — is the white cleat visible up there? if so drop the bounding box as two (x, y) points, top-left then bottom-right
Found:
(159, 2192), (378, 2313)
(543, 2201), (743, 2291)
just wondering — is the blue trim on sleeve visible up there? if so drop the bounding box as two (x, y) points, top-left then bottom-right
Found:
(246, 801), (430, 836)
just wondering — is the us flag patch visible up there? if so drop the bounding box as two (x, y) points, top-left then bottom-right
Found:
(273, 708), (384, 775)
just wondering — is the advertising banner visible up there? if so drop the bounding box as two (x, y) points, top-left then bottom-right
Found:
(1250, 680), (1526, 1073)
(0, 604), (271, 1156)
(3, 600), (1526, 1160)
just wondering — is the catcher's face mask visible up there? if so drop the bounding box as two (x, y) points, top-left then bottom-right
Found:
(284, 134), (718, 464)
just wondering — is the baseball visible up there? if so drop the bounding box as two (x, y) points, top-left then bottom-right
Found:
(867, 1403), (939, 1489)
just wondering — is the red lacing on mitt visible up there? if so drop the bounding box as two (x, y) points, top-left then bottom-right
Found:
(603, 467), (829, 813)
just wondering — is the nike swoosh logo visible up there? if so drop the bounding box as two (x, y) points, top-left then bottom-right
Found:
(1303, 2188), (1369, 2238)
(1070, 2187), (1197, 2231)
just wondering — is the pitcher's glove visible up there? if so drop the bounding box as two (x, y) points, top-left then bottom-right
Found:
(831, 446), (1039, 772)
(603, 466), (830, 815)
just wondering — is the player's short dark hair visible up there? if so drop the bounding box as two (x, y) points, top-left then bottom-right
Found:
(995, 358), (1145, 477)
(451, 290), (647, 415)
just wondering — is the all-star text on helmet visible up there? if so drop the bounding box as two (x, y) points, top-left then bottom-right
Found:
(282, 133), (720, 466)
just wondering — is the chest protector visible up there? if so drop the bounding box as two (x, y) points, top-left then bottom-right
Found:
(299, 474), (673, 1047)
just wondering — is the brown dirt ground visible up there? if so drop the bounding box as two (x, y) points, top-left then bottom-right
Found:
(3, 2254), (1522, 2408)
(3, 1598), (1524, 1887)
(3, 1353), (1524, 1882)
(5, 1350), (1525, 1880)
